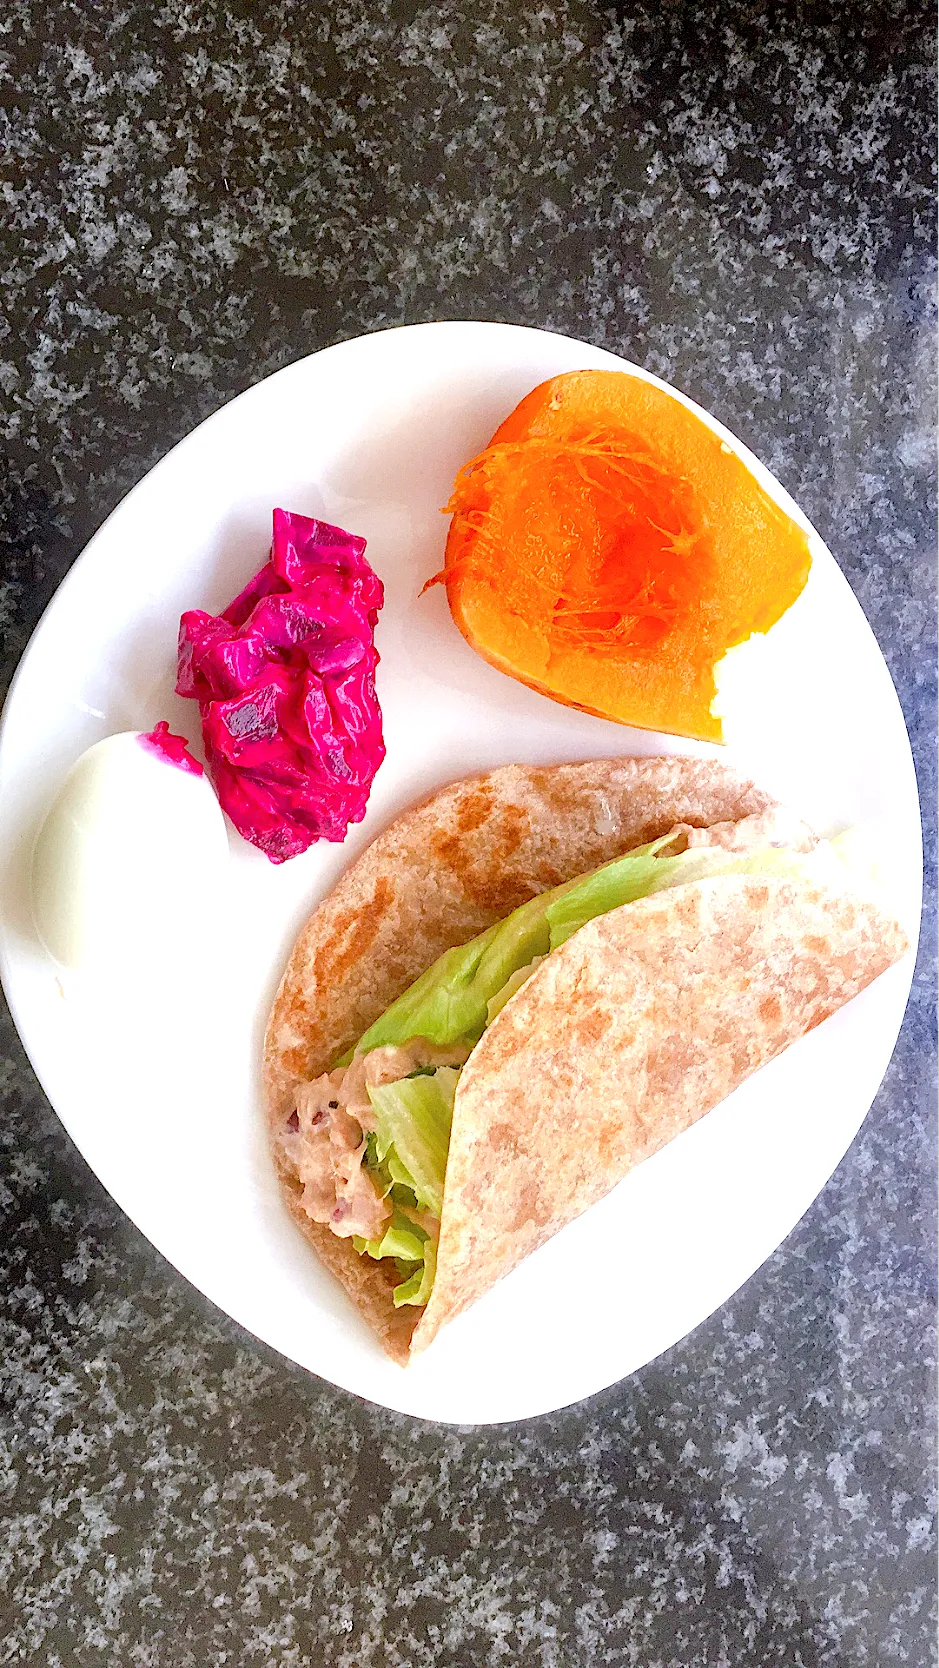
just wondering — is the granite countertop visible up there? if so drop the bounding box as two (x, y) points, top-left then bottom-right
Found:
(1, 2), (936, 1663)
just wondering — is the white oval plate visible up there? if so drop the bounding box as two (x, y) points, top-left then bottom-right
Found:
(0, 322), (921, 1424)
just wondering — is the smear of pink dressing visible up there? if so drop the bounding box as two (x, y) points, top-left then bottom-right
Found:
(139, 721), (204, 775)
(174, 509), (385, 862)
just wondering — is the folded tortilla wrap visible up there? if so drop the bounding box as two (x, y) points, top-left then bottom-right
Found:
(263, 757), (908, 1362)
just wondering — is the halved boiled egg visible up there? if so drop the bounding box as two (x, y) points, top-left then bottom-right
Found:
(31, 727), (229, 980)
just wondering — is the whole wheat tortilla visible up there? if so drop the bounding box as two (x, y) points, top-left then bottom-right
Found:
(262, 757), (905, 1363)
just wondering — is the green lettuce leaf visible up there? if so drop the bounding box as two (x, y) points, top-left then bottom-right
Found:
(367, 1066), (460, 1219)
(352, 881), (579, 1056)
(542, 836), (850, 949)
(353, 1209), (437, 1309)
(392, 1237), (437, 1307)
(354, 1070), (457, 1310)
(353, 1211), (428, 1264)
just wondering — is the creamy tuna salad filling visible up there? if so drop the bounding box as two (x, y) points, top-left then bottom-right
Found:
(276, 807), (852, 1308)
(278, 1039), (470, 1242)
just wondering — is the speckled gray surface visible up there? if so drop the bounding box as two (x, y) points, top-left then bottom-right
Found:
(1, 2), (936, 1663)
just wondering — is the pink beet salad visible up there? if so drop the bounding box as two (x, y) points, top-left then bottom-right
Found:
(176, 509), (385, 862)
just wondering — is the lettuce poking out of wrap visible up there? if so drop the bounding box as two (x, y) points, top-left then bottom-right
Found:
(344, 823), (857, 1304)
(367, 1068), (458, 1219)
(351, 1069), (456, 1306)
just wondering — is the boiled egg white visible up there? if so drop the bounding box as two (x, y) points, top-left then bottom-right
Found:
(31, 730), (229, 982)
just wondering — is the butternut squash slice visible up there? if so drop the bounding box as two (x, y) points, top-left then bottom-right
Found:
(430, 370), (812, 742)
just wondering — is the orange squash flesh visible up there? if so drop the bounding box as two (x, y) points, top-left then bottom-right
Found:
(436, 370), (812, 742)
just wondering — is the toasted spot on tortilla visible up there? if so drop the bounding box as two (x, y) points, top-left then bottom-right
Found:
(511, 1179), (550, 1232)
(432, 794), (532, 910)
(455, 781), (495, 833)
(645, 1036), (697, 1093)
(571, 1007), (613, 1047)
(280, 1042), (314, 1080)
(312, 876), (395, 987)
(488, 1121), (524, 1158)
